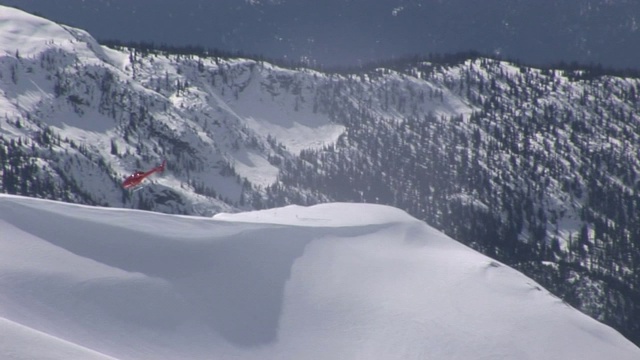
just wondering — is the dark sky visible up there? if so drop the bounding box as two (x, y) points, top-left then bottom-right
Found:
(2, 0), (639, 69)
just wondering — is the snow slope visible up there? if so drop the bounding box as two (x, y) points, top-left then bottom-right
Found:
(0, 194), (638, 360)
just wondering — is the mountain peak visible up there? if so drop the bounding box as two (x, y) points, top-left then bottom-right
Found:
(0, 6), (71, 57)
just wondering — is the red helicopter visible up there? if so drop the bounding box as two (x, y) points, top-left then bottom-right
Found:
(122, 160), (166, 190)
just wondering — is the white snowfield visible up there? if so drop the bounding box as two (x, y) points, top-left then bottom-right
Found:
(0, 194), (639, 360)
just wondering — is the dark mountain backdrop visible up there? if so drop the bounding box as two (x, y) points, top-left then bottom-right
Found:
(2, 0), (640, 69)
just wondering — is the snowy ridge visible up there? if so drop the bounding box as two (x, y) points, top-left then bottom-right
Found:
(1, 194), (639, 359)
(213, 202), (413, 227)
(0, 317), (116, 360)
(0, 8), (73, 57)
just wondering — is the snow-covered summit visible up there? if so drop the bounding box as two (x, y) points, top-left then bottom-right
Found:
(1, 194), (639, 359)
(213, 202), (414, 227)
(0, 6), (72, 57)
(0, 6), (116, 66)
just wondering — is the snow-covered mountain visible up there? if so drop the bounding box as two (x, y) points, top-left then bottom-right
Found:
(0, 5), (345, 215)
(1, 194), (639, 359)
(2, 5), (640, 347)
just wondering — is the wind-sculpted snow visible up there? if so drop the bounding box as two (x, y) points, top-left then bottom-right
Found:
(213, 202), (414, 227)
(1, 194), (639, 359)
